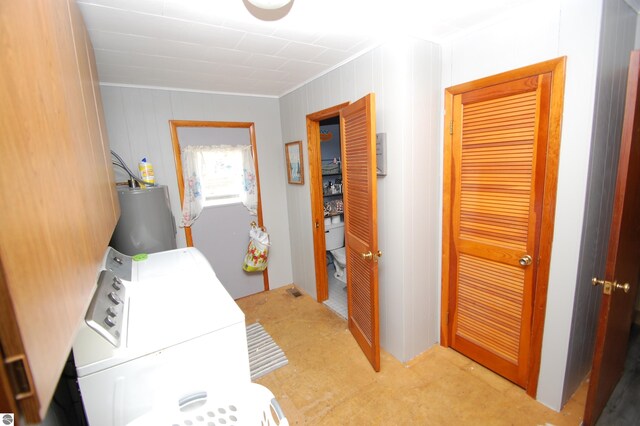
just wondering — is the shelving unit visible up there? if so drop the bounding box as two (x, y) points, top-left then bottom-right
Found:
(322, 172), (343, 217)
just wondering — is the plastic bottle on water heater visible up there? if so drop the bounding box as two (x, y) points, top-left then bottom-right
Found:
(138, 158), (154, 188)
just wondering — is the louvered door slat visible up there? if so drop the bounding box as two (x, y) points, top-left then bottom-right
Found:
(463, 117), (537, 132)
(344, 109), (369, 244)
(349, 249), (372, 340)
(457, 253), (525, 363)
(344, 111), (371, 324)
(464, 91), (538, 111)
(459, 90), (536, 250)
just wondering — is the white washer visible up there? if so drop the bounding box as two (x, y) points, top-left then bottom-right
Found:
(74, 247), (250, 426)
(100, 246), (208, 282)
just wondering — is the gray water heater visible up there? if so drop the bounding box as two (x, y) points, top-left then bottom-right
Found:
(109, 185), (177, 255)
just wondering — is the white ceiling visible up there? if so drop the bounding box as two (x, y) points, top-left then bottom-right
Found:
(78, 0), (541, 97)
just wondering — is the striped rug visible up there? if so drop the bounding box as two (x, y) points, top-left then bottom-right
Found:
(246, 322), (288, 381)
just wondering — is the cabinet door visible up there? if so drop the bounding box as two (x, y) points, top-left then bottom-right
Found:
(0, 0), (118, 422)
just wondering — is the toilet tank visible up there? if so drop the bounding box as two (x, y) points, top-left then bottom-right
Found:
(325, 222), (344, 250)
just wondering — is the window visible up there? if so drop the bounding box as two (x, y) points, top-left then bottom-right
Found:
(200, 148), (244, 207)
(178, 143), (256, 227)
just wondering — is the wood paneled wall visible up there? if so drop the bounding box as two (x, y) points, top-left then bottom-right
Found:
(279, 38), (443, 362)
(99, 87), (294, 289)
(564, 0), (637, 405)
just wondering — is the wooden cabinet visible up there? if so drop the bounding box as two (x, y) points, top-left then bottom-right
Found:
(0, 0), (118, 422)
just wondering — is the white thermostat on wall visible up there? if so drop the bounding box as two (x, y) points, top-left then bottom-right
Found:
(376, 133), (387, 176)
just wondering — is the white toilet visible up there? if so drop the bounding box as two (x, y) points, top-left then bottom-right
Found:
(325, 221), (347, 284)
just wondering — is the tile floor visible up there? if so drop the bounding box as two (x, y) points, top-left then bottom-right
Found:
(322, 264), (347, 320)
(236, 286), (587, 425)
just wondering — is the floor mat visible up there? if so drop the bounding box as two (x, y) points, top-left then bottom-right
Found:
(247, 322), (288, 381)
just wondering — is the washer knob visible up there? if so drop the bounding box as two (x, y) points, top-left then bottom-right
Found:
(107, 306), (117, 317)
(108, 291), (123, 305)
(104, 316), (116, 328)
(112, 277), (122, 290)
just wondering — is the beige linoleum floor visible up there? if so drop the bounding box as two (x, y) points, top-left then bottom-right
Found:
(236, 286), (588, 426)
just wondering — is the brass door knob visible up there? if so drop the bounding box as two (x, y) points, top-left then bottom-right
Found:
(519, 255), (533, 266)
(592, 277), (630, 295)
(619, 282), (631, 293)
(361, 250), (382, 262)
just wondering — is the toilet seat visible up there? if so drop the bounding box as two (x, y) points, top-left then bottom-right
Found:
(330, 247), (346, 264)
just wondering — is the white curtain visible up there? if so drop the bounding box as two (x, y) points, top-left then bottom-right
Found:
(179, 144), (257, 227)
(179, 145), (206, 227)
(240, 145), (258, 215)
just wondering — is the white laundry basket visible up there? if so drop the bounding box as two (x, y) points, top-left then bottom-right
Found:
(127, 383), (289, 426)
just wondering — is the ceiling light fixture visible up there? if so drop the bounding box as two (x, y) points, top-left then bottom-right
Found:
(243, 0), (294, 21)
(246, 0), (292, 10)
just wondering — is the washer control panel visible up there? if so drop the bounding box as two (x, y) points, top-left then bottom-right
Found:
(104, 247), (132, 281)
(85, 270), (127, 347)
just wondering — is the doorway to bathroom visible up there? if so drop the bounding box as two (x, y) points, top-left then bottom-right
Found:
(319, 115), (347, 318)
(307, 95), (382, 371)
(307, 103), (349, 318)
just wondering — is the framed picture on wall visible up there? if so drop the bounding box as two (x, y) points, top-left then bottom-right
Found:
(285, 141), (304, 185)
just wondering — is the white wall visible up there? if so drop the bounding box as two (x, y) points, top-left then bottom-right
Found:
(279, 37), (442, 362)
(441, 0), (603, 411)
(100, 86), (293, 289)
(177, 126), (265, 299)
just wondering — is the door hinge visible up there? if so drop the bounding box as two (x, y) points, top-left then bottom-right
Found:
(449, 120), (453, 135)
(4, 354), (34, 400)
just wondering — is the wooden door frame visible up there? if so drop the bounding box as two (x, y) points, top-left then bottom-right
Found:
(441, 57), (566, 397)
(169, 120), (269, 291)
(307, 103), (350, 302)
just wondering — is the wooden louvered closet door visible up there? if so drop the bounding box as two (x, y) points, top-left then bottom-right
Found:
(448, 74), (552, 387)
(340, 93), (380, 371)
